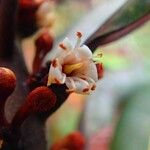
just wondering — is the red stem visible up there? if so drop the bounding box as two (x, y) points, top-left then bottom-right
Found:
(11, 103), (31, 130)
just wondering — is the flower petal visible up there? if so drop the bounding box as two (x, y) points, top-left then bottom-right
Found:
(76, 74), (97, 91)
(73, 60), (98, 82)
(55, 38), (75, 63)
(85, 61), (98, 82)
(71, 77), (91, 94)
(77, 45), (93, 59)
(77, 74), (96, 84)
(59, 37), (73, 51)
(65, 77), (76, 92)
(47, 60), (66, 86)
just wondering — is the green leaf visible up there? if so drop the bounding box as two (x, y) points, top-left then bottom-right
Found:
(93, 0), (150, 37)
(111, 85), (150, 150)
(86, 0), (150, 50)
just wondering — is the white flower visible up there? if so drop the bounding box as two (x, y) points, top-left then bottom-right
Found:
(47, 32), (101, 94)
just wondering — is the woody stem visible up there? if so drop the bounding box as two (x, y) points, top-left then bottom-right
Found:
(0, 100), (8, 127)
(0, 0), (18, 58)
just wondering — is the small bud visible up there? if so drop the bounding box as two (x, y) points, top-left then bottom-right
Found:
(50, 131), (85, 150)
(0, 67), (16, 126)
(0, 67), (16, 100)
(33, 31), (53, 73)
(35, 31), (53, 53)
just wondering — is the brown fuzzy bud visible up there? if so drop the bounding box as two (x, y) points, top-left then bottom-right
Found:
(35, 31), (53, 53)
(0, 67), (16, 100)
(33, 31), (53, 73)
(0, 67), (16, 126)
(27, 86), (56, 112)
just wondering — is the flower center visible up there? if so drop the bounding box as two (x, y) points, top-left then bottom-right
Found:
(63, 63), (83, 75)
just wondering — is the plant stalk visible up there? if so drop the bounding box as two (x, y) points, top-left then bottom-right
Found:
(0, 0), (18, 58)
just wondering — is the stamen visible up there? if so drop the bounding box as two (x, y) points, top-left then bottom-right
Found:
(80, 76), (86, 80)
(92, 53), (103, 62)
(59, 43), (67, 50)
(75, 32), (82, 49)
(83, 87), (90, 93)
(66, 89), (75, 93)
(97, 53), (103, 57)
(76, 32), (82, 38)
(91, 84), (96, 91)
(54, 78), (61, 84)
(52, 59), (58, 68)
(63, 63), (83, 74)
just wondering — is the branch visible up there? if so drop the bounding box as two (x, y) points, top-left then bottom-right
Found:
(0, 0), (18, 58)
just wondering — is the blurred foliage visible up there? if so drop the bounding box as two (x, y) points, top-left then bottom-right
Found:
(93, 52), (130, 70)
(116, 0), (150, 24)
(107, 21), (150, 150)
(111, 85), (150, 150)
(87, 20), (150, 149)
(46, 94), (85, 147)
(95, 20), (150, 71)
(53, 1), (89, 37)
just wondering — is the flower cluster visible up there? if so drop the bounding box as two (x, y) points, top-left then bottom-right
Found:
(47, 32), (103, 94)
